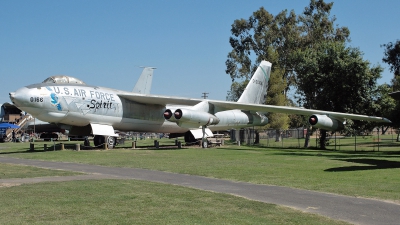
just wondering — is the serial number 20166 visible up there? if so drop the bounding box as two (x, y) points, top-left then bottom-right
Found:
(30, 97), (43, 102)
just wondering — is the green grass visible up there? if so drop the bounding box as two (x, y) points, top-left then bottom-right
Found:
(0, 163), (81, 179)
(0, 179), (349, 225)
(1, 138), (400, 202)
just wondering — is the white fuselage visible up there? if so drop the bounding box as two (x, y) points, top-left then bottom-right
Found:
(10, 83), (263, 134)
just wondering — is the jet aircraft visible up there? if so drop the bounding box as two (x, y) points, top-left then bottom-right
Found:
(5, 66), (157, 141)
(9, 61), (390, 148)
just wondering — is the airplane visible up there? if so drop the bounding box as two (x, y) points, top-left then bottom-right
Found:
(3, 66), (157, 141)
(9, 61), (391, 148)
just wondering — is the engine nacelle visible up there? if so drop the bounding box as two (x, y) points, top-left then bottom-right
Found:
(308, 114), (344, 131)
(214, 110), (268, 127)
(164, 108), (220, 128)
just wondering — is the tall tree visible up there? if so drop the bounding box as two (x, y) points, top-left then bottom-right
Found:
(382, 40), (400, 90)
(226, 8), (297, 136)
(297, 0), (350, 46)
(372, 84), (396, 136)
(382, 40), (400, 138)
(293, 41), (383, 149)
(225, 0), (351, 146)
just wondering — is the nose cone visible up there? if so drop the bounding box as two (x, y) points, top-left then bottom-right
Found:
(9, 87), (30, 107)
(9, 92), (15, 102)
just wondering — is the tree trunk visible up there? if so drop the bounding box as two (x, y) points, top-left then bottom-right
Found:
(304, 127), (311, 148)
(382, 126), (389, 135)
(319, 129), (327, 150)
(397, 133), (400, 142)
(275, 129), (281, 142)
(254, 130), (260, 144)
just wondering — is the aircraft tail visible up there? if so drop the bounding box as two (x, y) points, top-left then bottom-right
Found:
(132, 67), (156, 94)
(237, 61), (271, 104)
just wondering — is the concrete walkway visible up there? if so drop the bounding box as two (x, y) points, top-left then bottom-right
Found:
(1, 156), (399, 225)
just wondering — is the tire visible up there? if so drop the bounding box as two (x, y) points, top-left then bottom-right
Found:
(106, 136), (116, 149)
(202, 140), (208, 148)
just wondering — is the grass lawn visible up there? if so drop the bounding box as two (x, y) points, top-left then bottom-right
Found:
(1, 137), (400, 202)
(0, 179), (350, 225)
(0, 163), (81, 179)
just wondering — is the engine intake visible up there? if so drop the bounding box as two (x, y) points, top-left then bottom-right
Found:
(309, 114), (344, 131)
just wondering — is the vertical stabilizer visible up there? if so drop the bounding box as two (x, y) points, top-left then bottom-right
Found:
(237, 61), (271, 104)
(132, 67), (156, 94)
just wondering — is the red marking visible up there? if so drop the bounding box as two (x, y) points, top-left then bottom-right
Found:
(174, 111), (182, 119)
(164, 111), (172, 119)
(310, 117), (317, 125)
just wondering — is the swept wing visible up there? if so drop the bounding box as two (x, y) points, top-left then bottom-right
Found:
(118, 93), (390, 123)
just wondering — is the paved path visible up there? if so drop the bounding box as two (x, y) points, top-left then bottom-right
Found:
(1, 157), (399, 225)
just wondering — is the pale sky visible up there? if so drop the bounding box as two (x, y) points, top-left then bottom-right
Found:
(1, 0), (399, 104)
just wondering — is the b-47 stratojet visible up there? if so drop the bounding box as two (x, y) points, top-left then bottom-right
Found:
(9, 61), (390, 148)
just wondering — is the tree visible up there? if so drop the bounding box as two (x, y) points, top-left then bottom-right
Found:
(225, 0), (351, 146)
(226, 81), (248, 101)
(382, 40), (400, 139)
(264, 60), (290, 141)
(372, 84), (396, 135)
(382, 40), (400, 90)
(225, 6), (300, 137)
(293, 41), (383, 149)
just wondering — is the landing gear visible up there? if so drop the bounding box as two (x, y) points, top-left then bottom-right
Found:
(93, 135), (116, 149)
(84, 136), (90, 147)
(106, 136), (116, 148)
(202, 140), (208, 148)
(201, 126), (207, 149)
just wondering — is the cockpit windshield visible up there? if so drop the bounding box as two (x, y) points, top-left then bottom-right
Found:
(42, 76), (86, 84)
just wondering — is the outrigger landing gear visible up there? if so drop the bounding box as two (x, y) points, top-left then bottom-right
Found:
(93, 135), (116, 149)
(201, 126), (208, 149)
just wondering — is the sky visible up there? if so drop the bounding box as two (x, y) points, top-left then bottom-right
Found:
(1, 0), (400, 104)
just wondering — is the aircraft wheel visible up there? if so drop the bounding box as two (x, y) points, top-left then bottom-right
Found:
(106, 136), (116, 149)
(202, 140), (208, 148)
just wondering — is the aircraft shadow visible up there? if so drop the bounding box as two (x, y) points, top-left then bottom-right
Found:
(325, 158), (400, 172)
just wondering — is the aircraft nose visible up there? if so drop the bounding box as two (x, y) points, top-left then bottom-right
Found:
(9, 87), (30, 107)
(9, 92), (15, 102)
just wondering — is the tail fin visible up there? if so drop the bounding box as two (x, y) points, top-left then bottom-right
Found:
(237, 61), (271, 104)
(132, 67), (156, 94)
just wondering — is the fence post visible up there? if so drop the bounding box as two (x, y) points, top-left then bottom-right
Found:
(377, 127), (380, 152)
(154, 140), (159, 149)
(354, 129), (357, 152)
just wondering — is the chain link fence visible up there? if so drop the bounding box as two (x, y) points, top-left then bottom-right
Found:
(230, 128), (400, 151)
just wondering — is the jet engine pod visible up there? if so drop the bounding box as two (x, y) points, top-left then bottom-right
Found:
(308, 114), (344, 131)
(173, 109), (220, 126)
(163, 109), (173, 120)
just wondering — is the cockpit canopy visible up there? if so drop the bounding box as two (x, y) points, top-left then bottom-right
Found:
(42, 75), (86, 85)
